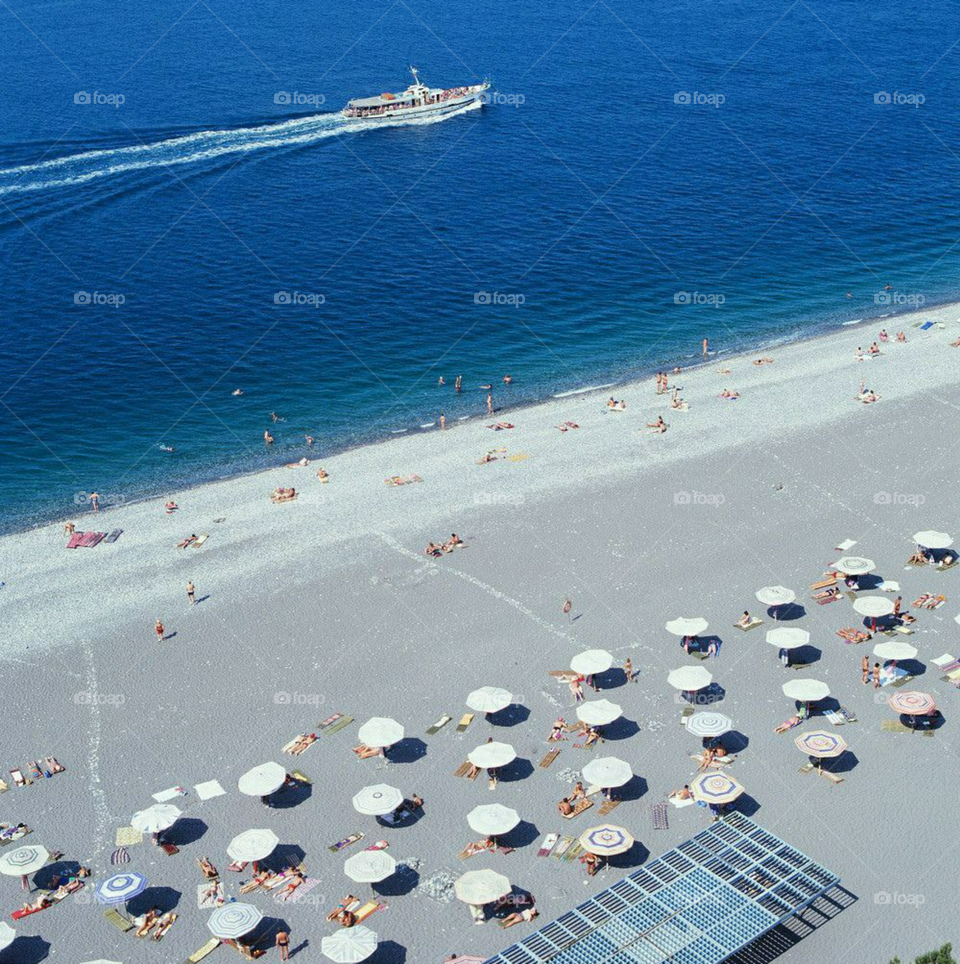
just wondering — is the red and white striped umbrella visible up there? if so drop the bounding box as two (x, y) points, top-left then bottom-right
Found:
(888, 691), (936, 715)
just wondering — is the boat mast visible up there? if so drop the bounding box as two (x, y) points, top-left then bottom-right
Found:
(409, 65), (426, 105)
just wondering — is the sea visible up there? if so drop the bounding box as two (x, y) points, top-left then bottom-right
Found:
(2, 0), (959, 532)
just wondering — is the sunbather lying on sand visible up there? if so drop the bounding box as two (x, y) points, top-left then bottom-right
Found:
(668, 784), (692, 800)
(353, 743), (385, 759)
(277, 871), (305, 900)
(502, 907), (539, 927)
(462, 837), (495, 857)
(196, 856), (219, 879)
(20, 894), (52, 913)
(327, 896), (360, 922)
(718, 389), (740, 399)
(136, 908), (161, 937)
(647, 416), (667, 434)
(606, 398), (626, 411)
(811, 587), (840, 600)
(200, 880), (224, 906)
(176, 534), (198, 548)
(939, 555), (956, 569)
(385, 475), (423, 486)
(487, 422), (515, 430)
(153, 911), (177, 940)
(271, 487), (296, 502)
(283, 733), (317, 756)
(285, 458), (310, 468)
(424, 542), (443, 557)
(774, 715), (803, 733)
(753, 356), (774, 365)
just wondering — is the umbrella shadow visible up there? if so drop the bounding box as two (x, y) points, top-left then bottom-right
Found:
(376, 806), (425, 829)
(607, 840), (650, 870)
(823, 750), (859, 775)
(167, 817), (207, 846)
(388, 738), (427, 764)
(601, 717), (640, 741)
(243, 916), (287, 954)
(270, 781), (312, 809)
(858, 573), (884, 590)
(730, 793), (760, 817)
(899, 659), (926, 677)
(789, 645), (821, 668)
(488, 704), (530, 727)
(689, 684), (725, 706)
(265, 844), (306, 872)
(722, 730), (749, 753)
(618, 775), (648, 803)
(127, 885), (180, 916)
(33, 860), (81, 890)
(901, 711), (945, 731)
(375, 862), (420, 897)
(767, 603), (806, 621)
(0, 936), (50, 964)
(804, 697), (839, 716)
(370, 939), (407, 964)
(500, 820), (540, 850)
(496, 757), (534, 784)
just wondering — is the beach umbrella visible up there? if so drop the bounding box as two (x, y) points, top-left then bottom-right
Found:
(570, 649), (613, 675)
(131, 803), (181, 834)
(238, 762), (286, 797)
(665, 616), (709, 637)
(667, 666), (713, 691)
(889, 691), (936, 715)
(766, 627), (810, 648)
(833, 556), (875, 575)
(0, 845), (49, 888)
(352, 784), (404, 817)
(913, 531), (952, 549)
(756, 586), (796, 608)
(578, 824), (634, 857)
(321, 925), (378, 963)
(467, 804), (520, 836)
(782, 678), (830, 702)
(686, 711), (733, 739)
(582, 756), (633, 788)
(357, 717), (404, 748)
(207, 902), (263, 940)
(853, 597), (895, 618)
(873, 640), (918, 661)
(95, 872), (148, 906)
(455, 868), (511, 905)
(576, 699), (622, 726)
(466, 687), (512, 714)
(0, 923), (14, 951)
(467, 741), (516, 769)
(794, 730), (847, 758)
(344, 849), (396, 884)
(691, 772), (744, 805)
(227, 829), (279, 862)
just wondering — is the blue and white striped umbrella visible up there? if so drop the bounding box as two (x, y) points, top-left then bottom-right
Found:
(207, 902), (263, 939)
(95, 872), (148, 905)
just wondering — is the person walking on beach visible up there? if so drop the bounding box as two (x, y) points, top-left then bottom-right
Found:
(186, 581), (196, 605)
(624, 657), (635, 683)
(90, 492), (100, 514)
(702, 337), (709, 358)
(440, 412), (446, 430)
(562, 598), (573, 620)
(155, 618), (165, 642)
(275, 930), (290, 962)
(861, 655), (869, 684)
(779, 647), (789, 668)
(872, 662), (881, 689)
(486, 393), (493, 415)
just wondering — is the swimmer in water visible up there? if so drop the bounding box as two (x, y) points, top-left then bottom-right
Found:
(270, 412), (279, 422)
(305, 435), (314, 446)
(503, 375), (512, 384)
(232, 389), (243, 396)
(438, 376), (445, 386)
(264, 430), (274, 444)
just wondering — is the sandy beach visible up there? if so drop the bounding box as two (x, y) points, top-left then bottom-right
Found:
(1, 307), (959, 963)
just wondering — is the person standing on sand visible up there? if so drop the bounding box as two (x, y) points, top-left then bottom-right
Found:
(486, 393), (493, 415)
(562, 599), (572, 620)
(624, 657), (634, 683)
(440, 412), (446, 430)
(275, 930), (290, 962)
(90, 492), (100, 514)
(872, 663), (881, 689)
(155, 618), (165, 642)
(186, 581), (196, 605)
(861, 655), (869, 684)
(702, 338), (708, 358)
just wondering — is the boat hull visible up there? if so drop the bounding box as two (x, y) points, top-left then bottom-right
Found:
(342, 89), (488, 123)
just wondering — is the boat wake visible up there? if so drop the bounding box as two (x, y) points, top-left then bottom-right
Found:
(0, 100), (481, 198)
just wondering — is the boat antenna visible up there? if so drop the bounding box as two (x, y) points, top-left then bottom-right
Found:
(410, 65), (420, 85)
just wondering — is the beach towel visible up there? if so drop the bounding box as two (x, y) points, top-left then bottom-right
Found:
(455, 713), (474, 732)
(329, 832), (363, 853)
(153, 786), (187, 803)
(79, 531), (106, 547)
(197, 883), (224, 909)
(186, 938), (221, 962)
(66, 533), (84, 549)
(881, 720), (913, 733)
(321, 716), (354, 736)
(537, 833), (559, 857)
(426, 714), (452, 735)
(835, 539), (857, 551)
(651, 803), (668, 830)
(669, 796), (695, 808)
(115, 827), (143, 846)
(921, 320), (935, 330)
(104, 529), (123, 543)
(192, 534), (209, 547)
(194, 779), (226, 801)
(554, 836), (573, 858)
(111, 847), (131, 865)
(539, 748), (561, 769)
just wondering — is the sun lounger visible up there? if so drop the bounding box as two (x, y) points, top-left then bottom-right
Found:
(352, 901), (383, 924)
(192, 534), (209, 547)
(186, 938), (221, 963)
(820, 770), (844, 784)
(456, 713), (475, 732)
(798, 761), (815, 774)
(104, 907), (136, 931)
(598, 800), (620, 816)
(554, 836), (573, 858)
(837, 628), (871, 644)
(561, 798), (593, 819)
(651, 803), (668, 830)
(426, 714), (452, 735)
(329, 832), (363, 853)
(564, 841), (584, 861)
(9, 768), (29, 788)
(12, 906), (46, 920)
(454, 762), (471, 778)
(537, 833), (559, 857)
(539, 748), (561, 769)
(160, 842), (180, 855)
(809, 575), (838, 590)
(733, 618), (763, 631)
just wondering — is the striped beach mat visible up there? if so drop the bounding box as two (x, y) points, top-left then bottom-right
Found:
(110, 847), (130, 865)
(651, 803), (668, 830)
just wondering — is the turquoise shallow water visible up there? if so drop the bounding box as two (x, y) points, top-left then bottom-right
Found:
(2, 0), (960, 532)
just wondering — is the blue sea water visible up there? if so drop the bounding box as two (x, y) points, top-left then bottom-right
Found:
(2, 0), (960, 532)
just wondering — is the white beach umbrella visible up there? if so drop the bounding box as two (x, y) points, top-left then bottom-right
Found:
(321, 925), (378, 963)
(686, 711), (733, 739)
(579, 824), (634, 857)
(756, 586), (796, 607)
(358, 717), (404, 748)
(873, 640), (918, 661)
(0, 923), (15, 951)
(833, 556), (875, 575)
(570, 649), (614, 675)
(853, 597), (895, 618)
(0, 845), (49, 878)
(581, 756), (633, 788)
(455, 868), (511, 905)
(227, 829), (279, 862)
(913, 531), (952, 549)
(352, 784), (404, 817)
(665, 616), (709, 637)
(766, 627), (810, 648)
(667, 666), (713, 691)
(344, 849), (396, 884)
(238, 762), (287, 796)
(576, 699), (622, 726)
(467, 804), (521, 837)
(131, 804), (181, 834)
(466, 687), (512, 714)
(782, 679), (830, 702)
(467, 742), (516, 769)
(207, 902), (263, 940)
